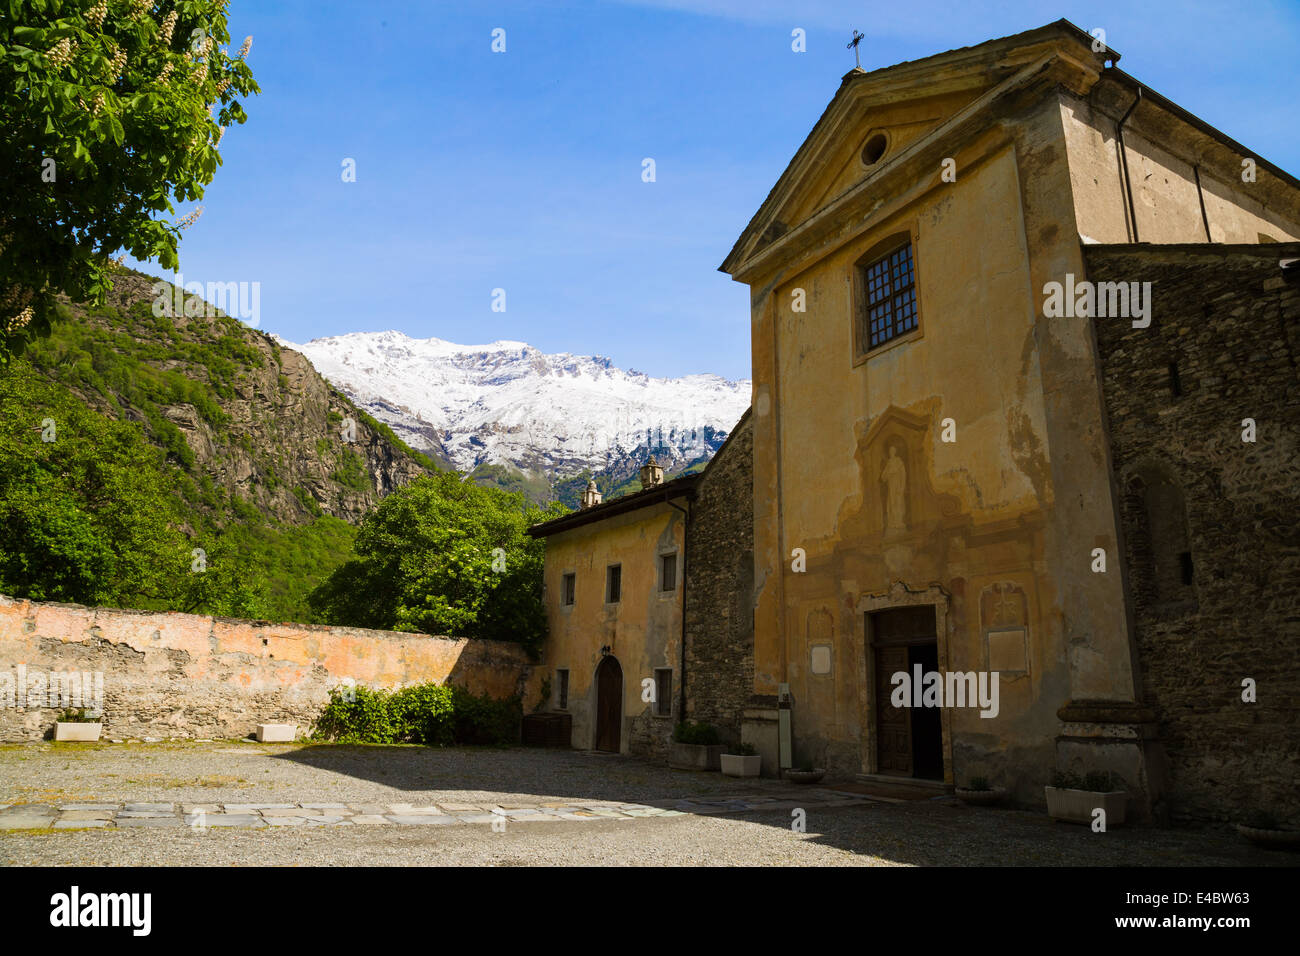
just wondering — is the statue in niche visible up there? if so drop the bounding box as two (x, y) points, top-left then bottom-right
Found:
(880, 444), (907, 531)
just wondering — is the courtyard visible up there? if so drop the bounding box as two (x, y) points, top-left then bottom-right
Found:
(0, 742), (1289, 867)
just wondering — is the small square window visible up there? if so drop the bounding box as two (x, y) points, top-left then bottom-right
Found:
(653, 668), (672, 717)
(660, 553), (677, 592)
(606, 564), (622, 603)
(562, 572), (575, 606)
(556, 669), (569, 710)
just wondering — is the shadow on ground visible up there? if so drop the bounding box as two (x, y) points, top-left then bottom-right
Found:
(274, 744), (1296, 867)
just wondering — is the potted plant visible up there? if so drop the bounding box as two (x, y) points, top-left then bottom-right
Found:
(956, 775), (1007, 806)
(1236, 810), (1300, 849)
(54, 707), (103, 742)
(668, 721), (724, 770)
(1045, 769), (1128, 826)
(720, 742), (761, 777)
(786, 761), (826, 784)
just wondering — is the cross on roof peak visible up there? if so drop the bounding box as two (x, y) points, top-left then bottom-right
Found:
(847, 29), (865, 69)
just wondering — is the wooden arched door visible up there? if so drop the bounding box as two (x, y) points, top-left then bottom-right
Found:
(594, 656), (623, 753)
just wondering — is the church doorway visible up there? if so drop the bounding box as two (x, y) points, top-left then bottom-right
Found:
(870, 605), (943, 780)
(594, 655), (623, 753)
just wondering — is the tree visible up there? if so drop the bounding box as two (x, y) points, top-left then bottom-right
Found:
(0, 359), (276, 615)
(0, 361), (190, 605)
(308, 473), (566, 655)
(0, 0), (259, 364)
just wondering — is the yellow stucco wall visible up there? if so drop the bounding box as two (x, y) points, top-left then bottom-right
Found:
(539, 503), (685, 752)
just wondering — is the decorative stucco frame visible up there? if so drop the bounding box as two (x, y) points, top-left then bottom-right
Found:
(855, 581), (954, 784)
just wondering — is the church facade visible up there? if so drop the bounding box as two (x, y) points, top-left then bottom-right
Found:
(532, 20), (1300, 825)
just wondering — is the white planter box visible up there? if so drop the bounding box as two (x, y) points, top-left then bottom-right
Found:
(1045, 786), (1128, 826)
(55, 722), (102, 742)
(720, 753), (762, 777)
(256, 723), (297, 743)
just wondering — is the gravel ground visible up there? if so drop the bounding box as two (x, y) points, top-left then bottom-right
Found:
(1, 741), (1293, 866)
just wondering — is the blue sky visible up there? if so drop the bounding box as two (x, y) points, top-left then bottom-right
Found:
(142, 0), (1300, 381)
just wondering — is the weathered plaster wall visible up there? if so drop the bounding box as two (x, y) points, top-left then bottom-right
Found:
(683, 412), (754, 744)
(539, 504), (685, 756)
(1089, 243), (1300, 825)
(1060, 93), (1300, 245)
(0, 594), (537, 741)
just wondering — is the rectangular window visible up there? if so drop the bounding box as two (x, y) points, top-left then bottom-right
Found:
(556, 669), (569, 710)
(562, 572), (576, 606)
(660, 553), (677, 592)
(860, 242), (917, 353)
(653, 668), (672, 717)
(606, 564), (621, 603)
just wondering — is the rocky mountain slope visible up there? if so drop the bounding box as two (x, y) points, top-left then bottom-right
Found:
(32, 270), (431, 527)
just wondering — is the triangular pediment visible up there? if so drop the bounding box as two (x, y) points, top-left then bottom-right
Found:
(720, 19), (1114, 277)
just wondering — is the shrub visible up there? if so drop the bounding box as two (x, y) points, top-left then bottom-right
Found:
(967, 776), (991, 791)
(1083, 770), (1119, 793)
(57, 707), (101, 723)
(672, 720), (720, 746)
(311, 681), (519, 747)
(1051, 770), (1081, 790)
(726, 742), (757, 756)
(450, 686), (522, 746)
(389, 683), (455, 745)
(312, 685), (396, 744)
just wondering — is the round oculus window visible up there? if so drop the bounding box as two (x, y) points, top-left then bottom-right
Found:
(861, 132), (888, 166)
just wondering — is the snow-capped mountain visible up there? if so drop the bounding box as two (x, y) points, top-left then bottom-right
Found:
(278, 330), (751, 479)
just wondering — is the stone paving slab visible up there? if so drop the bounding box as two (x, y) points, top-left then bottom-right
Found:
(385, 814), (458, 825)
(115, 817), (182, 828)
(0, 788), (878, 831)
(203, 814), (265, 827)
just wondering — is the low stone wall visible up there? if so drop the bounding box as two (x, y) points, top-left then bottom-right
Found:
(0, 594), (537, 741)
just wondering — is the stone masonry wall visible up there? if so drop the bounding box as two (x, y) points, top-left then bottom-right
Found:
(683, 410), (754, 744)
(0, 594), (537, 741)
(1088, 243), (1300, 825)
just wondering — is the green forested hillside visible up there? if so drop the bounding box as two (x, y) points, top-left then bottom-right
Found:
(0, 269), (431, 622)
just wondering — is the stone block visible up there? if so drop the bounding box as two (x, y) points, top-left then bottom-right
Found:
(255, 724), (297, 743)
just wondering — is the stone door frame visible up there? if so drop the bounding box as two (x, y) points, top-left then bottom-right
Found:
(856, 581), (954, 784)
